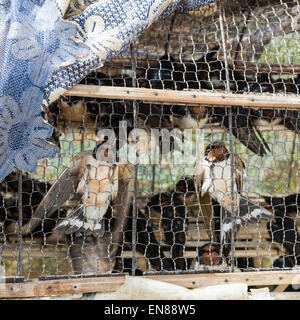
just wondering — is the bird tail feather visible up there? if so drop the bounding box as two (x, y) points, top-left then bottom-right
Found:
(54, 206), (105, 237)
(221, 197), (273, 243)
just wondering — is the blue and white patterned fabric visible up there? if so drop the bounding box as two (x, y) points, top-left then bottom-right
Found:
(0, 0), (215, 181)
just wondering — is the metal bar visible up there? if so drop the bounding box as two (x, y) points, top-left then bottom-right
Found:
(17, 170), (22, 277)
(130, 42), (138, 277)
(219, 1), (235, 272)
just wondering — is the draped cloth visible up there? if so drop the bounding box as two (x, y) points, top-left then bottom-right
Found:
(0, 0), (214, 181)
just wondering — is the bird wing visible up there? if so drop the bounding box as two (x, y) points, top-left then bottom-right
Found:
(211, 107), (270, 156)
(22, 152), (90, 235)
(199, 192), (216, 242)
(194, 162), (215, 241)
(233, 153), (245, 195)
(279, 110), (300, 134)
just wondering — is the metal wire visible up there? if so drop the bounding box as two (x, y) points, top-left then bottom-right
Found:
(17, 170), (22, 277)
(288, 133), (297, 191)
(2, 1), (300, 280)
(218, 0), (236, 272)
(130, 42), (138, 276)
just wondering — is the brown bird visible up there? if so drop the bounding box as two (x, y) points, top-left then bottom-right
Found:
(194, 141), (273, 257)
(22, 138), (133, 274)
(22, 139), (122, 237)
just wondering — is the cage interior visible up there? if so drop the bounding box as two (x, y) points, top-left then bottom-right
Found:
(1, 0), (300, 288)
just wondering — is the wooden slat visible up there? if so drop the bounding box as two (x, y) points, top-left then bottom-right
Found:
(0, 276), (125, 298)
(272, 284), (290, 292)
(65, 85), (300, 110)
(270, 292), (300, 300)
(184, 240), (282, 249)
(121, 249), (279, 259)
(1, 248), (68, 259)
(58, 117), (289, 134)
(2, 271), (300, 298)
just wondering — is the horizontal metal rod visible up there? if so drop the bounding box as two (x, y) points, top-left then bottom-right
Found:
(64, 85), (300, 109)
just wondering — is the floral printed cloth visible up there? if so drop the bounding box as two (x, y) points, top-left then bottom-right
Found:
(0, 0), (214, 181)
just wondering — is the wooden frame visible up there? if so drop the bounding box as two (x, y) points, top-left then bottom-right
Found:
(65, 85), (300, 110)
(2, 271), (300, 298)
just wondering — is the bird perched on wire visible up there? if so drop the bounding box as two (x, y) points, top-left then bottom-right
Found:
(190, 243), (222, 269)
(263, 193), (300, 214)
(146, 177), (194, 270)
(0, 172), (66, 238)
(22, 135), (124, 237)
(146, 45), (248, 92)
(146, 176), (214, 270)
(208, 106), (271, 156)
(146, 51), (270, 156)
(250, 78), (300, 136)
(122, 205), (172, 273)
(264, 196), (300, 268)
(194, 141), (273, 259)
(22, 136), (133, 274)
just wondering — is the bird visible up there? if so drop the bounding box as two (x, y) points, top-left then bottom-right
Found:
(146, 45), (248, 92)
(122, 205), (172, 273)
(145, 177), (192, 270)
(43, 100), (62, 151)
(145, 51), (270, 156)
(250, 77), (300, 136)
(194, 141), (273, 260)
(146, 176), (214, 270)
(268, 209), (300, 268)
(207, 106), (271, 156)
(190, 243), (222, 269)
(22, 136), (134, 274)
(264, 194), (300, 267)
(17, 159), (170, 275)
(22, 137), (125, 237)
(263, 194), (300, 214)
(0, 172), (65, 238)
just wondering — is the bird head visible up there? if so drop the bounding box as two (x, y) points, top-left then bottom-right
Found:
(197, 243), (222, 266)
(204, 141), (229, 163)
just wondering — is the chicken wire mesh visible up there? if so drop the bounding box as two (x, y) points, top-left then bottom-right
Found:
(1, 0), (300, 284)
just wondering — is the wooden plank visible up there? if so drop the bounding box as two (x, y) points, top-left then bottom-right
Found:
(121, 249), (279, 259)
(272, 284), (290, 292)
(65, 85), (300, 110)
(58, 118), (288, 134)
(0, 276), (125, 298)
(146, 271), (300, 288)
(270, 292), (300, 300)
(2, 271), (300, 298)
(184, 240), (282, 249)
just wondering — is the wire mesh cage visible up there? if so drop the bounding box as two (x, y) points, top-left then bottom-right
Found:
(2, 0), (300, 292)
